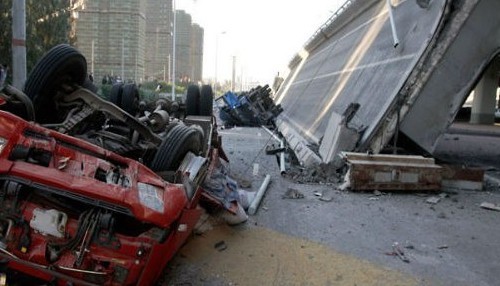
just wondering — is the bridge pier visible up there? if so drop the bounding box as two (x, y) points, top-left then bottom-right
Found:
(470, 63), (498, 125)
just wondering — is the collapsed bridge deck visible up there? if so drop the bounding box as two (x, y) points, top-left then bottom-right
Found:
(275, 0), (500, 166)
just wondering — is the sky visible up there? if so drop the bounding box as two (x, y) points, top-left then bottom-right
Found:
(176, 0), (344, 85)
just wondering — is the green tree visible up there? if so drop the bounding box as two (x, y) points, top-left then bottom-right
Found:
(0, 0), (13, 79)
(0, 0), (73, 84)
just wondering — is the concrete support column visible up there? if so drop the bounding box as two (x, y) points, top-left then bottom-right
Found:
(470, 65), (497, 124)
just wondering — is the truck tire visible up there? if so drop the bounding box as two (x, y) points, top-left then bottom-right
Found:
(121, 83), (140, 115)
(24, 44), (87, 124)
(109, 83), (123, 106)
(82, 76), (98, 93)
(199, 85), (214, 116)
(185, 85), (200, 116)
(150, 124), (203, 172)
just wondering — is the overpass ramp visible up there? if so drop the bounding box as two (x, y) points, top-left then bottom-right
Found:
(274, 0), (500, 166)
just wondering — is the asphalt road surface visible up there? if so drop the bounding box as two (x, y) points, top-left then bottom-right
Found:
(163, 127), (500, 286)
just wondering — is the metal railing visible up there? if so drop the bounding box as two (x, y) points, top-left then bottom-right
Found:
(303, 0), (356, 50)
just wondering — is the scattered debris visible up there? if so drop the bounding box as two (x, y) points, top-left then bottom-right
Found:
(265, 143), (286, 155)
(426, 196), (441, 204)
(438, 192), (449, 198)
(253, 163), (260, 176)
(239, 179), (252, 188)
(282, 188), (305, 199)
(387, 242), (410, 263)
(319, 196), (334, 202)
(480, 202), (500, 212)
(261, 126), (287, 175)
(403, 241), (415, 250)
(248, 175), (272, 215)
(284, 163), (342, 184)
(319, 192), (334, 202)
(373, 190), (382, 196)
(214, 241), (228, 252)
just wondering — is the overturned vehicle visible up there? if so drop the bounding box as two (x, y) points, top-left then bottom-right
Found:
(0, 44), (221, 285)
(217, 85), (283, 127)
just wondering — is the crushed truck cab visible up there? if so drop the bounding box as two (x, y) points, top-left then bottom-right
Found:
(0, 44), (222, 285)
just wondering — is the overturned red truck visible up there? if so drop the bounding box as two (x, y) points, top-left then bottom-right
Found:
(0, 44), (223, 285)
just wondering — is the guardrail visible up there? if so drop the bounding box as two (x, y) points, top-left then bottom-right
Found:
(303, 0), (356, 51)
(286, 0), (356, 69)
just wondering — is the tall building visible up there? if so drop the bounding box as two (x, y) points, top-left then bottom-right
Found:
(174, 10), (204, 84)
(74, 1), (203, 85)
(75, 0), (147, 83)
(174, 10), (192, 84)
(191, 23), (204, 83)
(145, 0), (172, 81)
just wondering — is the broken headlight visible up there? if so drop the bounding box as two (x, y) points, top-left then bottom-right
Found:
(0, 137), (7, 155)
(137, 183), (164, 213)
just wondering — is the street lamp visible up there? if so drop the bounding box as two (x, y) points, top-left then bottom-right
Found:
(214, 31), (226, 95)
(171, 0), (177, 101)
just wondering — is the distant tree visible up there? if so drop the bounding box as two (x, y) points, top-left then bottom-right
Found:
(0, 0), (72, 84)
(26, 0), (73, 71)
(0, 0), (13, 82)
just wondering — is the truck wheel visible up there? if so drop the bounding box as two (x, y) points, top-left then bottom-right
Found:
(185, 85), (200, 116)
(150, 124), (203, 172)
(82, 76), (98, 93)
(199, 85), (214, 116)
(109, 83), (123, 106)
(121, 83), (140, 115)
(23, 44), (87, 124)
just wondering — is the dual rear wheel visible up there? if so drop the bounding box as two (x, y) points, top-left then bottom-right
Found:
(185, 84), (213, 116)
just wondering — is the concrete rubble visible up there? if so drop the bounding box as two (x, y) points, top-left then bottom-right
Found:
(167, 126), (500, 286)
(479, 202), (500, 212)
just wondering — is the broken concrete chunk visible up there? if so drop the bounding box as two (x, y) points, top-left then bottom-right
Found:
(426, 196), (441, 204)
(317, 189), (334, 202)
(239, 179), (252, 189)
(214, 241), (227, 252)
(480, 202), (500, 212)
(342, 152), (441, 192)
(319, 195), (333, 202)
(282, 188), (305, 199)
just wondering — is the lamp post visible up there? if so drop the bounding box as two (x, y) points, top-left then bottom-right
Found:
(214, 31), (226, 95)
(171, 0), (177, 101)
(12, 0), (26, 89)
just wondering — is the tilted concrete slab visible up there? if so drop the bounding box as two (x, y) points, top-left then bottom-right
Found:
(397, 0), (500, 153)
(274, 0), (500, 166)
